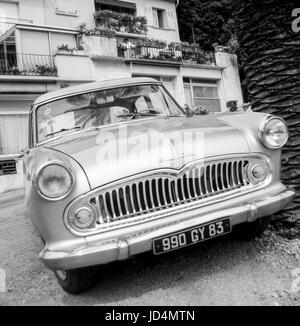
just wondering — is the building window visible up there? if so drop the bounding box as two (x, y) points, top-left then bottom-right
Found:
(133, 75), (175, 97)
(0, 114), (28, 155)
(152, 8), (166, 28)
(0, 160), (17, 176)
(0, 32), (17, 71)
(184, 78), (221, 113)
(95, 0), (136, 15)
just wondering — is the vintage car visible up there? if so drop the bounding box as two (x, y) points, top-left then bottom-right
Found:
(24, 77), (295, 294)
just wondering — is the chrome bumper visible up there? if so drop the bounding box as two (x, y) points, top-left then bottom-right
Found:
(40, 185), (295, 271)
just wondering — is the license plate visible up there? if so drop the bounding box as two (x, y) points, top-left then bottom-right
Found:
(153, 218), (231, 255)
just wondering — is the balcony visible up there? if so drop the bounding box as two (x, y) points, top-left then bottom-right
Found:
(117, 40), (216, 66)
(0, 53), (57, 77)
(0, 17), (33, 36)
(94, 10), (148, 35)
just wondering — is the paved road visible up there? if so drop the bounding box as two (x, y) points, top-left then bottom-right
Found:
(0, 190), (299, 306)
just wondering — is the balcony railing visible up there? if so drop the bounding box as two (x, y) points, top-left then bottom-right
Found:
(0, 17), (33, 36)
(117, 45), (216, 65)
(0, 53), (57, 76)
(118, 46), (181, 63)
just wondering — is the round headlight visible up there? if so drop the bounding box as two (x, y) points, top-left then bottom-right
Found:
(259, 117), (289, 149)
(36, 164), (74, 200)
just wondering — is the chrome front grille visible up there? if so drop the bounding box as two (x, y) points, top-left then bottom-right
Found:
(90, 159), (250, 224)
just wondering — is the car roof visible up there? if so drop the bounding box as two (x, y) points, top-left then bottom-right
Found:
(33, 77), (161, 106)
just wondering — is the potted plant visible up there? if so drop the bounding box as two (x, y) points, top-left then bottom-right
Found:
(117, 39), (137, 58)
(35, 64), (58, 76)
(78, 23), (94, 36)
(57, 44), (86, 56)
(120, 13), (133, 33)
(134, 16), (148, 35)
(94, 10), (119, 30)
(57, 44), (73, 54)
(96, 28), (116, 38)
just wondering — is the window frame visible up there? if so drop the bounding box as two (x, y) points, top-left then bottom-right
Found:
(184, 78), (221, 111)
(95, 0), (136, 13)
(132, 75), (176, 97)
(0, 111), (29, 156)
(152, 7), (166, 29)
(33, 82), (185, 146)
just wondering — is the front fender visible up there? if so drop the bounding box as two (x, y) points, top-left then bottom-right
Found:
(24, 147), (91, 251)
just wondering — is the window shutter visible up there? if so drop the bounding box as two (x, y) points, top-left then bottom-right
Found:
(143, 5), (153, 26)
(167, 10), (176, 30)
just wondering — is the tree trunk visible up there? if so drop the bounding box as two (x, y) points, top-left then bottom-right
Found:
(232, 0), (300, 219)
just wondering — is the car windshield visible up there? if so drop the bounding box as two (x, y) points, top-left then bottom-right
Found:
(36, 84), (185, 143)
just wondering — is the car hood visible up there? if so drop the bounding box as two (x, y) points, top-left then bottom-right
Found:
(46, 116), (250, 189)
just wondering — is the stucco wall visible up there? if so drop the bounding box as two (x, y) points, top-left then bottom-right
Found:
(83, 35), (118, 57)
(43, 0), (95, 29)
(215, 51), (244, 108)
(50, 32), (77, 55)
(1, 0), (179, 42)
(135, 0), (180, 42)
(91, 58), (131, 81)
(55, 54), (93, 80)
(0, 0), (96, 28)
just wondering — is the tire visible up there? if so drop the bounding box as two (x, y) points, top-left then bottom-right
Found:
(54, 267), (96, 294)
(232, 216), (271, 240)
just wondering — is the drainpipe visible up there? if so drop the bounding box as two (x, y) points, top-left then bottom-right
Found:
(43, 0), (47, 25)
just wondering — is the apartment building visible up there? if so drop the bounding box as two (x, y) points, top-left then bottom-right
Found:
(0, 0), (243, 193)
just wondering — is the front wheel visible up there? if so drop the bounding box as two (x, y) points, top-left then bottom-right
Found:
(54, 267), (96, 294)
(232, 216), (270, 240)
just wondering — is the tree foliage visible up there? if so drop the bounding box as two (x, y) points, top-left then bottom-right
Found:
(232, 0), (300, 218)
(177, 0), (300, 218)
(177, 0), (234, 51)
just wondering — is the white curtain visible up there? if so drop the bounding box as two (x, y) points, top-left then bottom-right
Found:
(0, 114), (28, 155)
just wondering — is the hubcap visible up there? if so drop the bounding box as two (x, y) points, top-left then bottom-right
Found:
(56, 270), (67, 280)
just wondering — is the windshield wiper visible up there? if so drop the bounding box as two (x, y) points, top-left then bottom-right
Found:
(117, 112), (164, 119)
(45, 126), (82, 138)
